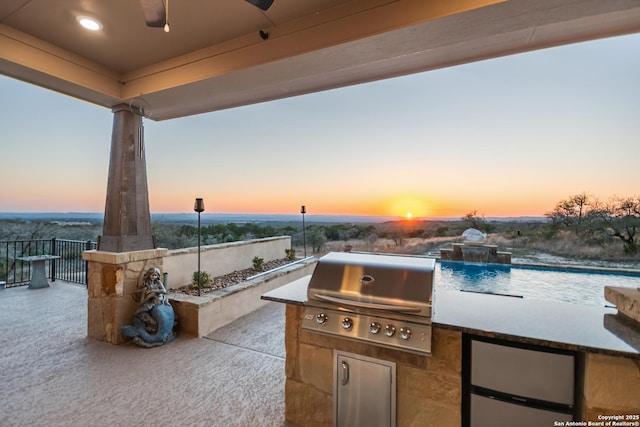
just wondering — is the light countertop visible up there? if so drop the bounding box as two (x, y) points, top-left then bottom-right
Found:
(262, 275), (640, 359)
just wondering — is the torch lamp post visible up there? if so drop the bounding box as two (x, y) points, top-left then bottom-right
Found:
(300, 205), (307, 257)
(194, 198), (205, 296)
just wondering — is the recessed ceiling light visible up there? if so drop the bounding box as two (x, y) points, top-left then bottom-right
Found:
(77, 16), (102, 31)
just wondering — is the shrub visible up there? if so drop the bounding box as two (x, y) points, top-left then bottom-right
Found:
(285, 248), (296, 261)
(192, 270), (212, 288)
(252, 256), (264, 272)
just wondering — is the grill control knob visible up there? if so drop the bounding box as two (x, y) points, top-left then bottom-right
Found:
(342, 317), (353, 330)
(316, 313), (328, 325)
(369, 322), (381, 335)
(384, 325), (396, 337)
(400, 327), (412, 340)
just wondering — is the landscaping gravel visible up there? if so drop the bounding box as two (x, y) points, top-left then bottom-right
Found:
(169, 258), (292, 296)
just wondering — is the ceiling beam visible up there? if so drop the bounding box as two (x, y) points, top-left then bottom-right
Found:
(135, 0), (640, 120)
(120, 0), (504, 99)
(0, 24), (121, 103)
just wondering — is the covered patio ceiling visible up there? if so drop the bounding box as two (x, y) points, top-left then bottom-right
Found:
(1, 0), (639, 121)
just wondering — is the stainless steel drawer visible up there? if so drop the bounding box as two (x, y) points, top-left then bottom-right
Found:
(471, 339), (574, 405)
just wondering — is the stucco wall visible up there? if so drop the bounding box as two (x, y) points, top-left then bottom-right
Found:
(162, 236), (291, 289)
(170, 259), (317, 337)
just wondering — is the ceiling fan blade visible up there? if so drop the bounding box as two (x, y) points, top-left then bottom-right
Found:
(245, 0), (275, 11)
(140, 0), (166, 27)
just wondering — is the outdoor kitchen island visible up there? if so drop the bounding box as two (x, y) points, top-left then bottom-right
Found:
(262, 259), (640, 427)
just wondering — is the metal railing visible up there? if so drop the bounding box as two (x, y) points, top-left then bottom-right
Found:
(0, 238), (97, 287)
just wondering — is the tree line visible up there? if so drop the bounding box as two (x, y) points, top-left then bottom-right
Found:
(544, 193), (639, 254)
(151, 222), (382, 251)
(1, 192), (637, 257)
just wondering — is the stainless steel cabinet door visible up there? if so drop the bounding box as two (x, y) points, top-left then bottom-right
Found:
(334, 351), (396, 427)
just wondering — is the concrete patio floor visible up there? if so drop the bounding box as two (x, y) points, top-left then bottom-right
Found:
(0, 281), (290, 427)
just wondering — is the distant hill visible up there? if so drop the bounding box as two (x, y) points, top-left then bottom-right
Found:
(0, 212), (397, 224)
(0, 212), (547, 224)
(0, 212), (104, 223)
(485, 217), (548, 223)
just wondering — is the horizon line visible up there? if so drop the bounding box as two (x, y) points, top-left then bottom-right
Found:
(0, 211), (548, 220)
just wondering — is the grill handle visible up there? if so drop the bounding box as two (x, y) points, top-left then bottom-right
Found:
(313, 294), (424, 313)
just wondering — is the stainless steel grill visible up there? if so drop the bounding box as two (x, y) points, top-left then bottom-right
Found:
(302, 252), (435, 355)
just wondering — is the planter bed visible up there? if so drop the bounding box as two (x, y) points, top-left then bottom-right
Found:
(168, 257), (317, 337)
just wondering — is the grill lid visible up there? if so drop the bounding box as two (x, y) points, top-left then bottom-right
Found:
(307, 252), (435, 317)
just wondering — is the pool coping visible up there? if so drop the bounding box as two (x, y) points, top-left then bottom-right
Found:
(437, 259), (640, 276)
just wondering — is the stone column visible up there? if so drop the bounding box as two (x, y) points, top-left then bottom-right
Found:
(83, 248), (168, 344)
(98, 104), (155, 252)
(84, 105), (162, 344)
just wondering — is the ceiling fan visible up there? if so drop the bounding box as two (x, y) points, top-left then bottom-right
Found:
(140, 0), (275, 30)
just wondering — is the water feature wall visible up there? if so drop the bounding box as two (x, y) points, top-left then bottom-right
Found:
(440, 242), (511, 264)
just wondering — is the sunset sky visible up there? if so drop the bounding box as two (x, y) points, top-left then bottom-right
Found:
(1, 33), (639, 219)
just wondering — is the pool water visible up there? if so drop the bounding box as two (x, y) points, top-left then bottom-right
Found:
(435, 261), (640, 306)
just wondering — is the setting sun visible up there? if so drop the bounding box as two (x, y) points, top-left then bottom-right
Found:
(384, 195), (431, 219)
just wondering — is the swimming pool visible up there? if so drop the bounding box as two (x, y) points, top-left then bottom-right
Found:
(434, 261), (640, 306)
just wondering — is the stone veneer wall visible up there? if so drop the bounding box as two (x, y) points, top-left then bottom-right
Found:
(84, 248), (168, 344)
(581, 353), (640, 420)
(83, 237), (292, 345)
(284, 304), (640, 425)
(440, 242), (511, 264)
(284, 305), (462, 427)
